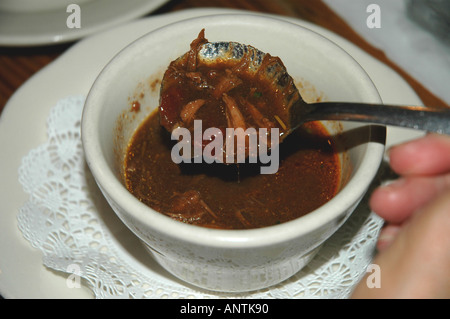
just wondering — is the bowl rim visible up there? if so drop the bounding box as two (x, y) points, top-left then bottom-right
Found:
(82, 13), (386, 249)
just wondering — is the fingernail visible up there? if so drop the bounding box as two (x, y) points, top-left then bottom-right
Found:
(381, 177), (407, 189)
(377, 225), (400, 251)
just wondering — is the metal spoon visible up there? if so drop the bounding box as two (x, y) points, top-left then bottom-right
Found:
(288, 101), (450, 135)
(161, 36), (450, 137)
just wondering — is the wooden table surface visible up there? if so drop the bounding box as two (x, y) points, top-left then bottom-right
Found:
(0, 0), (448, 114)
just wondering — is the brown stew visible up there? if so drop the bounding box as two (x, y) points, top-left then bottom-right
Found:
(124, 111), (340, 229)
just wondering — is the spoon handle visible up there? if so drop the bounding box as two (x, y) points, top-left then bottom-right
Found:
(303, 102), (450, 134)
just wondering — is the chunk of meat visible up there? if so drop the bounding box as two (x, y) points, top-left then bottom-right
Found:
(185, 72), (209, 89)
(180, 99), (206, 125)
(241, 98), (275, 129)
(186, 29), (208, 71)
(212, 69), (243, 99)
(223, 93), (246, 129)
(166, 190), (217, 224)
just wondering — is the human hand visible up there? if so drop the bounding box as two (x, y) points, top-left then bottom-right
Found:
(352, 134), (450, 298)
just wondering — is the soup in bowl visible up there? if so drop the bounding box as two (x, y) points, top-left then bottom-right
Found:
(82, 14), (386, 292)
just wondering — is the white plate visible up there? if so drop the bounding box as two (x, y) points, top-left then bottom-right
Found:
(0, 8), (425, 298)
(0, 0), (169, 46)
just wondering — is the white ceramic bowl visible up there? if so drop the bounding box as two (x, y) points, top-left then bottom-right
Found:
(82, 14), (386, 292)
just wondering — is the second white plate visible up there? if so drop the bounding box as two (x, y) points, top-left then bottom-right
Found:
(0, 0), (169, 46)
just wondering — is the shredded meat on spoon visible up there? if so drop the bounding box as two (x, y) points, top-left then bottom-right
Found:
(159, 29), (304, 160)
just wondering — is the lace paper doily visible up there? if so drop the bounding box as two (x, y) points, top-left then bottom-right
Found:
(17, 96), (384, 299)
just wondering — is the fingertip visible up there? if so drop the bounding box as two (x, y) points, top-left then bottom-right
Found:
(369, 180), (410, 223)
(389, 134), (450, 175)
(388, 142), (416, 174)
